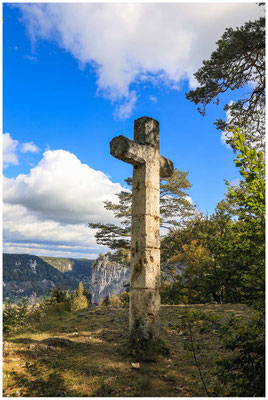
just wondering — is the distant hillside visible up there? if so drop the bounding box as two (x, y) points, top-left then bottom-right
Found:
(41, 257), (94, 284)
(3, 254), (94, 301)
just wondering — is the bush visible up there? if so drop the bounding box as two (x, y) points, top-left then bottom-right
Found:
(99, 296), (110, 307)
(83, 288), (91, 304)
(97, 292), (133, 308)
(160, 281), (183, 305)
(118, 291), (129, 307)
(99, 294), (124, 308)
(15, 298), (28, 324)
(71, 297), (88, 311)
(109, 295), (122, 308)
(70, 282), (88, 311)
(27, 304), (43, 322)
(3, 298), (29, 333)
(3, 302), (17, 333)
(178, 308), (265, 397)
(209, 313), (265, 397)
(42, 287), (72, 313)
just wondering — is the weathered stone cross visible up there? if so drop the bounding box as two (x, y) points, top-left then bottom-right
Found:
(110, 116), (174, 341)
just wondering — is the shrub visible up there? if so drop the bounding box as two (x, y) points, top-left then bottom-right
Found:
(83, 288), (91, 304)
(15, 298), (28, 324)
(3, 302), (17, 333)
(99, 294), (123, 308)
(178, 308), (265, 397)
(3, 298), (29, 333)
(209, 313), (265, 397)
(27, 303), (43, 322)
(160, 281), (183, 305)
(109, 295), (122, 308)
(71, 282), (88, 311)
(99, 296), (110, 307)
(42, 287), (72, 312)
(71, 294), (88, 311)
(118, 291), (129, 307)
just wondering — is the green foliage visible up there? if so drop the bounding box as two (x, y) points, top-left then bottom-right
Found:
(71, 282), (88, 311)
(45, 287), (69, 304)
(118, 291), (129, 307)
(83, 288), (92, 304)
(16, 298), (29, 322)
(103, 296), (110, 307)
(161, 128), (265, 396)
(3, 254), (93, 300)
(108, 294), (122, 308)
(178, 309), (219, 396)
(178, 308), (264, 397)
(3, 298), (29, 333)
(160, 277), (183, 305)
(89, 169), (194, 260)
(225, 129), (265, 310)
(3, 302), (18, 333)
(162, 129), (265, 308)
(40, 257), (94, 281)
(159, 169), (194, 229)
(42, 287), (72, 313)
(225, 129), (265, 220)
(186, 14), (265, 149)
(129, 337), (169, 359)
(161, 207), (244, 304)
(3, 284), (90, 335)
(210, 313), (265, 397)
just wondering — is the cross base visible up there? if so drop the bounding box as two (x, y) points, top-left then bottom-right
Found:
(129, 288), (160, 340)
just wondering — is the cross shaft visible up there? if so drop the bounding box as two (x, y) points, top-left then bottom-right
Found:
(110, 116), (174, 340)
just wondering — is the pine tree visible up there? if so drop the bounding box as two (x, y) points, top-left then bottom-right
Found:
(186, 11), (265, 149)
(89, 168), (195, 261)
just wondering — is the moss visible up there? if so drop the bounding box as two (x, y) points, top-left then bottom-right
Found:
(128, 336), (169, 359)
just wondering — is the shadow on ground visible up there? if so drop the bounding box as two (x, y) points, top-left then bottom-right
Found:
(3, 304), (252, 397)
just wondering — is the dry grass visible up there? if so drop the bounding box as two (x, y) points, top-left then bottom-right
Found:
(3, 303), (253, 397)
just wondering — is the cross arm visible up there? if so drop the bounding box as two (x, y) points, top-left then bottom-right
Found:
(110, 135), (146, 165)
(160, 156), (174, 178)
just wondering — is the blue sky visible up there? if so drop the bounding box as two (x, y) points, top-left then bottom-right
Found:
(3, 3), (262, 259)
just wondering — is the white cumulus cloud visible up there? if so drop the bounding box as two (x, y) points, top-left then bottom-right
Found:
(20, 141), (40, 153)
(3, 133), (40, 167)
(3, 133), (19, 167)
(4, 149), (123, 224)
(15, 3), (261, 118)
(3, 149), (126, 257)
(3, 203), (106, 258)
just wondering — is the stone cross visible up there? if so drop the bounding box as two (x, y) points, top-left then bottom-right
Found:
(110, 116), (174, 341)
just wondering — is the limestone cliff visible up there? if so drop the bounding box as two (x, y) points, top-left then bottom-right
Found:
(91, 254), (130, 303)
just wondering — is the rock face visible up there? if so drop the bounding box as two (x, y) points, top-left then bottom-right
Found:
(91, 254), (130, 303)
